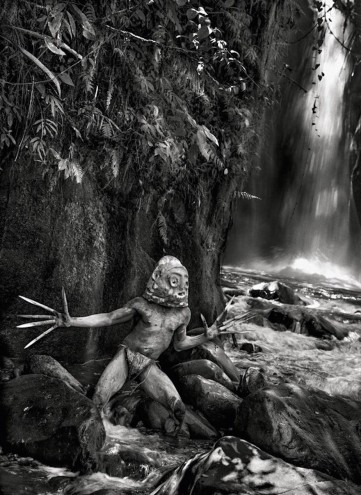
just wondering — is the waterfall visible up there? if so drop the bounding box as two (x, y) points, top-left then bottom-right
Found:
(225, 0), (359, 284)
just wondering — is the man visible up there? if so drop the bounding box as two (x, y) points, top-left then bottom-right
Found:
(19, 256), (243, 431)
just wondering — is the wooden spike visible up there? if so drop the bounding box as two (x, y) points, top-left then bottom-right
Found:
(17, 314), (53, 319)
(17, 320), (55, 329)
(24, 325), (57, 349)
(19, 296), (57, 315)
(62, 287), (69, 317)
(200, 313), (208, 330)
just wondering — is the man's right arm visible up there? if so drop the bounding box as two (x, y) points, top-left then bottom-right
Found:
(69, 305), (136, 328)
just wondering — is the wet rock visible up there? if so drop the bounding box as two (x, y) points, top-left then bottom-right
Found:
(0, 374), (105, 472)
(98, 443), (162, 479)
(170, 359), (236, 391)
(190, 342), (240, 382)
(267, 306), (300, 330)
(249, 280), (305, 305)
(183, 406), (219, 439)
(152, 436), (361, 495)
(25, 354), (86, 394)
(222, 287), (246, 298)
(315, 339), (336, 351)
(302, 314), (348, 340)
(237, 367), (266, 398)
(138, 398), (179, 435)
(105, 385), (143, 427)
(175, 374), (242, 430)
(234, 383), (361, 484)
(238, 342), (263, 353)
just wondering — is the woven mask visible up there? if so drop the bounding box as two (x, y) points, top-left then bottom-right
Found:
(143, 256), (189, 307)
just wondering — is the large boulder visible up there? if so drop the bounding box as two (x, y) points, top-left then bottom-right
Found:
(152, 436), (361, 495)
(249, 280), (305, 305)
(175, 374), (242, 430)
(0, 374), (105, 472)
(234, 383), (361, 483)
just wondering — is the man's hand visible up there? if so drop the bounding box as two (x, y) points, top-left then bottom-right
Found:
(200, 296), (235, 341)
(17, 288), (71, 348)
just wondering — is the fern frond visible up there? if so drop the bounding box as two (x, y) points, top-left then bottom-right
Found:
(234, 191), (261, 200)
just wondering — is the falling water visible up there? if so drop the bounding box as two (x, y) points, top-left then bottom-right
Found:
(282, 1), (352, 264)
(225, 0), (360, 286)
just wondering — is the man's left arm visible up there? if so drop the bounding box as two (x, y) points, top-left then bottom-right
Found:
(173, 323), (217, 352)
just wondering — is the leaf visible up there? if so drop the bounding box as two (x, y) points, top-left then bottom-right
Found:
(67, 11), (76, 37)
(82, 28), (96, 40)
(49, 147), (61, 160)
(58, 158), (68, 171)
(186, 8), (198, 19)
(197, 25), (212, 40)
(48, 12), (63, 38)
(201, 125), (218, 146)
(224, 0), (235, 6)
(58, 72), (74, 86)
(19, 47), (61, 96)
(176, 0), (188, 5)
(44, 38), (66, 56)
(71, 4), (96, 37)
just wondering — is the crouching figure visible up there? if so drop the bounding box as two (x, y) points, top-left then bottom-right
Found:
(19, 256), (245, 433)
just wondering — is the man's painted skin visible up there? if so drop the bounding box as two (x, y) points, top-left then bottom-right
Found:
(18, 256), (240, 424)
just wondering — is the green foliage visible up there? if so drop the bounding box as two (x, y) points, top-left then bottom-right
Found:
(0, 0), (290, 192)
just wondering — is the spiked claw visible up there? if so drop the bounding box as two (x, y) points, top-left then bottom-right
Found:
(215, 296), (235, 325)
(17, 320), (55, 329)
(19, 296), (57, 315)
(24, 325), (57, 349)
(219, 312), (255, 331)
(62, 287), (69, 317)
(200, 313), (208, 330)
(17, 314), (54, 319)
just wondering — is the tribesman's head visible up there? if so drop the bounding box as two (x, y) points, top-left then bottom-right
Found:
(143, 256), (189, 307)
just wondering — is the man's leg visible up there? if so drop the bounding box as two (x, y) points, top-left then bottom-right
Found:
(93, 346), (128, 411)
(139, 363), (186, 431)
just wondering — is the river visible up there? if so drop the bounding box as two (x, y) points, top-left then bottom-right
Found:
(1, 263), (361, 495)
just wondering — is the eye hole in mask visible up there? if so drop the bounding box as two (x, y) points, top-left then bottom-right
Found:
(169, 275), (180, 287)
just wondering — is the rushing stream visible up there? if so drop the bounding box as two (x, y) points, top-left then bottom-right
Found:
(2, 265), (361, 495)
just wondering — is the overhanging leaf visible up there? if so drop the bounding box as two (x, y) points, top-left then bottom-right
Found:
(19, 46), (61, 96)
(186, 8), (198, 19)
(197, 25), (212, 40)
(45, 38), (66, 56)
(58, 72), (74, 86)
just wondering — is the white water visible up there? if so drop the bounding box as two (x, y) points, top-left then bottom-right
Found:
(226, 1), (358, 283)
(281, 0), (353, 266)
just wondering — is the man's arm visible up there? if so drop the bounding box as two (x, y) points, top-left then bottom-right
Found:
(173, 323), (217, 352)
(69, 305), (136, 328)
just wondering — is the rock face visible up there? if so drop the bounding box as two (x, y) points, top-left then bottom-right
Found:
(0, 374), (105, 472)
(0, 161), (227, 364)
(234, 383), (361, 484)
(26, 354), (86, 394)
(175, 374), (242, 430)
(152, 436), (361, 495)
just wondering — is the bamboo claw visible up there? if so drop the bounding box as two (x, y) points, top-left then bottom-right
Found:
(17, 320), (55, 328)
(19, 295), (57, 315)
(17, 314), (53, 319)
(62, 287), (69, 316)
(24, 325), (57, 349)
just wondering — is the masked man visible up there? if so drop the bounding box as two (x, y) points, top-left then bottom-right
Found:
(20, 256), (243, 431)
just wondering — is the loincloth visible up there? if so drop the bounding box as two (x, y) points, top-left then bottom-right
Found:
(119, 344), (155, 382)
